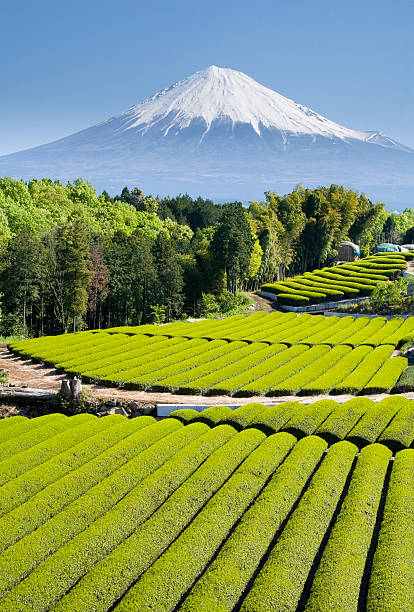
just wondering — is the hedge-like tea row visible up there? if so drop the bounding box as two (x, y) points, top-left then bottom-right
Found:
(0, 422), (227, 603)
(0, 414), (129, 516)
(333, 345), (395, 395)
(0, 416), (167, 555)
(170, 396), (414, 450)
(261, 254), (407, 305)
(240, 440), (357, 611)
(10, 428), (261, 612)
(0, 413), (119, 490)
(75, 431), (295, 611)
(179, 435), (327, 612)
(8, 311), (413, 397)
(306, 443), (391, 611)
(1, 412), (414, 610)
(367, 449), (414, 611)
(392, 365), (414, 393)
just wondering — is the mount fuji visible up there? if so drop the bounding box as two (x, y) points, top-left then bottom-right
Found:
(1, 66), (413, 206)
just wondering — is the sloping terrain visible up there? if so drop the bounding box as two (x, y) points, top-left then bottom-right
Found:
(0, 405), (413, 610)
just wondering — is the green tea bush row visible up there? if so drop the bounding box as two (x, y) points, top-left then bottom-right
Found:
(177, 343), (276, 395)
(315, 397), (373, 444)
(0, 416), (164, 554)
(0, 413), (62, 445)
(78, 336), (187, 379)
(301, 346), (372, 394)
(306, 443), (392, 611)
(342, 318), (387, 346)
(377, 400), (414, 451)
(276, 293), (310, 305)
(262, 283), (326, 303)
(59, 334), (169, 371)
(105, 432), (296, 612)
(283, 281), (343, 299)
(299, 316), (353, 345)
(52, 333), (131, 367)
(179, 435), (327, 612)
(0, 413), (110, 488)
(115, 339), (233, 389)
(240, 345), (331, 397)
(208, 345), (308, 396)
(2, 427), (258, 611)
(362, 356), (407, 394)
(150, 341), (248, 392)
(392, 365), (414, 392)
(0, 414), (128, 515)
(333, 345), (394, 394)
(282, 399), (338, 437)
(100, 338), (217, 386)
(345, 396), (408, 447)
(240, 440), (357, 611)
(303, 273), (358, 296)
(327, 317), (371, 344)
(0, 421), (214, 599)
(174, 396), (414, 450)
(270, 346), (351, 396)
(0, 413), (82, 463)
(367, 449), (414, 611)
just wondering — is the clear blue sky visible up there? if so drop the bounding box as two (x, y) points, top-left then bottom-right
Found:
(1, 0), (413, 155)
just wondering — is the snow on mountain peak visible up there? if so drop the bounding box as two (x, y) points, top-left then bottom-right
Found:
(118, 65), (368, 142)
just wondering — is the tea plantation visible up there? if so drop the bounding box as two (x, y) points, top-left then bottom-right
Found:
(0, 402), (413, 610)
(9, 310), (414, 396)
(262, 252), (411, 305)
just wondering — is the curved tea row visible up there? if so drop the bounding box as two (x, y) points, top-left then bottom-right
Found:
(0, 407), (412, 610)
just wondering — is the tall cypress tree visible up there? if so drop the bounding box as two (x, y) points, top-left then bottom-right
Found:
(49, 218), (92, 332)
(153, 233), (184, 322)
(210, 203), (253, 293)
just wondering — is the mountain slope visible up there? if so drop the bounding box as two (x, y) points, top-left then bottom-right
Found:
(0, 66), (413, 206)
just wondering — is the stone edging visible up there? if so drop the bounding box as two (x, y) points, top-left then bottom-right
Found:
(257, 291), (369, 313)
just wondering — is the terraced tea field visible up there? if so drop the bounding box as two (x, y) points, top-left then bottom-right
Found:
(9, 311), (414, 396)
(261, 252), (411, 305)
(0, 404), (413, 611)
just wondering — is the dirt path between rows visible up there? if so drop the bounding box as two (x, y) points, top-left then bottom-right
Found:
(246, 293), (276, 313)
(2, 345), (414, 407)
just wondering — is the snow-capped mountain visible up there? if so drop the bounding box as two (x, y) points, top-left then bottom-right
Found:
(0, 66), (413, 206)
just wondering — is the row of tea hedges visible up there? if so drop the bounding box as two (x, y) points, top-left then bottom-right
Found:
(8, 310), (414, 396)
(171, 396), (414, 451)
(0, 410), (412, 610)
(262, 252), (410, 305)
(8, 331), (408, 396)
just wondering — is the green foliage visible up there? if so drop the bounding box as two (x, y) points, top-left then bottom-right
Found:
(275, 293), (310, 305)
(181, 435), (326, 612)
(10, 312), (412, 396)
(34, 427), (250, 612)
(392, 364), (414, 392)
(367, 449), (414, 611)
(150, 304), (166, 324)
(346, 396), (408, 447)
(211, 203), (254, 293)
(306, 443), (391, 611)
(240, 440), (357, 611)
(116, 431), (294, 611)
(4, 406), (414, 609)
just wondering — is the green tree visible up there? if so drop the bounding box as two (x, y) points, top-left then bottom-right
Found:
(153, 233), (184, 321)
(48, 218), (92, 333)
(210, 203), (254, 293)
(0, 228), (47, 336)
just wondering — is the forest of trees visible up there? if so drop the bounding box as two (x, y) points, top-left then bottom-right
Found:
(0, 177), (413, 337)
